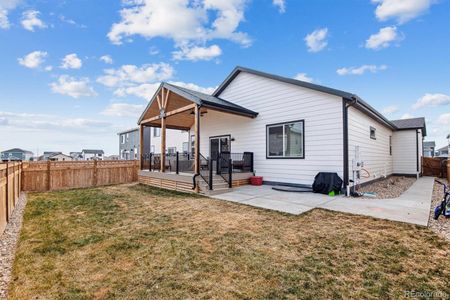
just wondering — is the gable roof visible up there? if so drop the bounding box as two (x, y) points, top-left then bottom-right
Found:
(213, 66), (428, 134)
(49, 153), (71, 158)
(137, 82), (258, 124)
(423, 141), (436, 148)
(82, 149), (104, 154)
(2, 148), (33, 154)
(117, 127), (139, 135)
(390, 117), (427, 136)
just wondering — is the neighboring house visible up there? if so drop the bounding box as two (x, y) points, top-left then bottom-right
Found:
(70, 152), (83, 160)
(423, 141), (436, 157)
(118, 127), (188, 160)
(1, 148), (33, 161)
(81, 149), (104, 160)
(39, 151), (62, 161)
(436, 146), (449, 157)
(137, 66), (427, 193)
(105, 155), (119, 160)
(48, 153), (73, 161)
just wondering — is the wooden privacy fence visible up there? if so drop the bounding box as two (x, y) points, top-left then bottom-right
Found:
(0, 162), (22, 235)
(422, 157), (448, 180)
(22, 160), (140, 192)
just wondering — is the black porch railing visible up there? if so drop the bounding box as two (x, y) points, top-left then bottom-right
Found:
(142, 151), (254, 190)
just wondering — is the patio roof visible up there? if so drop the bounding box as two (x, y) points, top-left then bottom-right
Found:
(137, 82), (258, 129)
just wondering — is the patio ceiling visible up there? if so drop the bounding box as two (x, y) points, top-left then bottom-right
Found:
(138, 82), (258, 130)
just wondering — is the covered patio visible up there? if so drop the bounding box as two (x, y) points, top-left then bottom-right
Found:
(137, 83), (258, 193)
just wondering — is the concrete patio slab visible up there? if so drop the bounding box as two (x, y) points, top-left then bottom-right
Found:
(210, 177), (435, 226)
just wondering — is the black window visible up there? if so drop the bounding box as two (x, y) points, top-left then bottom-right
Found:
(370, 127), (376, 140)
(266, 120), (304, 158)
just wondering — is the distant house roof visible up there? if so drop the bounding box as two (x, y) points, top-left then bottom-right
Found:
(390, 117), (427, 136)
(43, 151), (61, 156)
(2, 148), (33, 154)
(437, 146), (449, 152)
(423, 141), (436, 148)
(117, 127), (139, 135)
(82, 149), (104, 154)
(49, 153), (71, 158)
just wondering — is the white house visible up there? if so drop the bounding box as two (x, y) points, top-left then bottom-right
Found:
(81, 149), (104, 160)
(136, 66), (427, 194)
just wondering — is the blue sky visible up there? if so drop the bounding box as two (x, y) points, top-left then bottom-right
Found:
(0, 0), (449, 156)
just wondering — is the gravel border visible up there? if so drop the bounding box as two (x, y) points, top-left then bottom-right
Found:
(358, 176), (416, 199)
(428, 179), (450, 241)
(0, 193), (27, 300)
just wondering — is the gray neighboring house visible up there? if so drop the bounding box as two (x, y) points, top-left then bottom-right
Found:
(81, 149), (104, 160)
(118, 127), (150, 160)
(39, 151), (62, 161)
(1, 148), (34, 161)
(436, 146), (449, 157)
(70, 152), (83, 160)
(423, 141), (436, 157)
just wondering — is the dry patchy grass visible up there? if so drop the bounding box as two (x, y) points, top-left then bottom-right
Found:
(8, 184), (450, 299)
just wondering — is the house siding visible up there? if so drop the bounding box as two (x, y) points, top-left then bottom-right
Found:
(392, 130), (420, 175)
(196, 72), (344, 186)
(347, 106), (394, 185)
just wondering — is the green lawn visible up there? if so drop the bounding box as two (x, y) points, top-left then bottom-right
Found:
(8, 184), (450, 299)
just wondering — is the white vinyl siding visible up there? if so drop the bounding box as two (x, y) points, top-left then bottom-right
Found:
(347, 106), (394, 185)
(150, 129), (189, 154)
(194, 72), (344, 185)
(392, 130), (419, 174)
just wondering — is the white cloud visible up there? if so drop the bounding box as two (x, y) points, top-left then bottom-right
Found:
(100, 55), (113, 64)
(113, 83), (160, 100)
(293, 73), (314, 83)
(59, 15), (86, 28)
(50, 75), (97, 98)
(382, 105), (399, 114)
(172, 44), (222, 61)
(0, 0), (22, 29)
(97, 63), (174, 88)
(168, 81), (216, 94)
(372, 0), (433, 24)
(107, 0), (251, 59)
(60, 53), (82, 69)
(21, 10), (46, 31)
(17, 51), (47, 69)
(400, 113), (414, 119)
(437, 113), (450, 125)
(336, 64), (387, 76)
(304, 28), (328, 53)
(102, 103), (145, 117)
(365, 26), (400, 50)
(44, 65), (53, 71)
(273, 0), (286, 13)
(412, 93), (450, 110)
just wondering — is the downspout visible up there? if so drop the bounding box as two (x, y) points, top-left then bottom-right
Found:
(416, 129), (420, 177)
(342, 97), (356, 195)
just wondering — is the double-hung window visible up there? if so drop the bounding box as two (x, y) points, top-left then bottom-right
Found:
(266, 120), (305, 158)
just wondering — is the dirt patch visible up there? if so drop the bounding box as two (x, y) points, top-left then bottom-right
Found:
(358, 176), (416, 199)
(429, 179), (450, 241)
(8, 183), (450, 299)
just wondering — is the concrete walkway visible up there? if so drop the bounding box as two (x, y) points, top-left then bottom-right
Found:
(211, 177), (435, 226)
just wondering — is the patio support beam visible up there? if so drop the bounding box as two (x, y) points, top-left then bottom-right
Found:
(194, 105), (200, 175)
(160, 117), (166, 172)
(140, 103), (196, 125)
(139, 124), (144, 170)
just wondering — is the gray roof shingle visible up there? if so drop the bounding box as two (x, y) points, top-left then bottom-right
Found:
(423, 141), (435, 148)
(390, 117), (426, 135)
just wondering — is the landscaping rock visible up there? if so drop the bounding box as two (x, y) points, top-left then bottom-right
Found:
(358, 176), (416, 199)
(0, 193), (27, 300)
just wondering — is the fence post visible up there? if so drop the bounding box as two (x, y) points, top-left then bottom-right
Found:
(46, 160), (51, 191)
(228, 159), (232, 188)
(176, 152), (179, 174)
(12, 163), (15, 207)
(93, 160), (98, 187)
(5, 162), (9, 222)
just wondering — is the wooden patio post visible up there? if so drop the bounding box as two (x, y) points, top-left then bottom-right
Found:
(194, 105), (200, 174)
(139, 124), (144, 170)
(160, 119), (166, 172)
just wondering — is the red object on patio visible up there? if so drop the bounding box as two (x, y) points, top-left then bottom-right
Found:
(250, 176), (263, 186)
